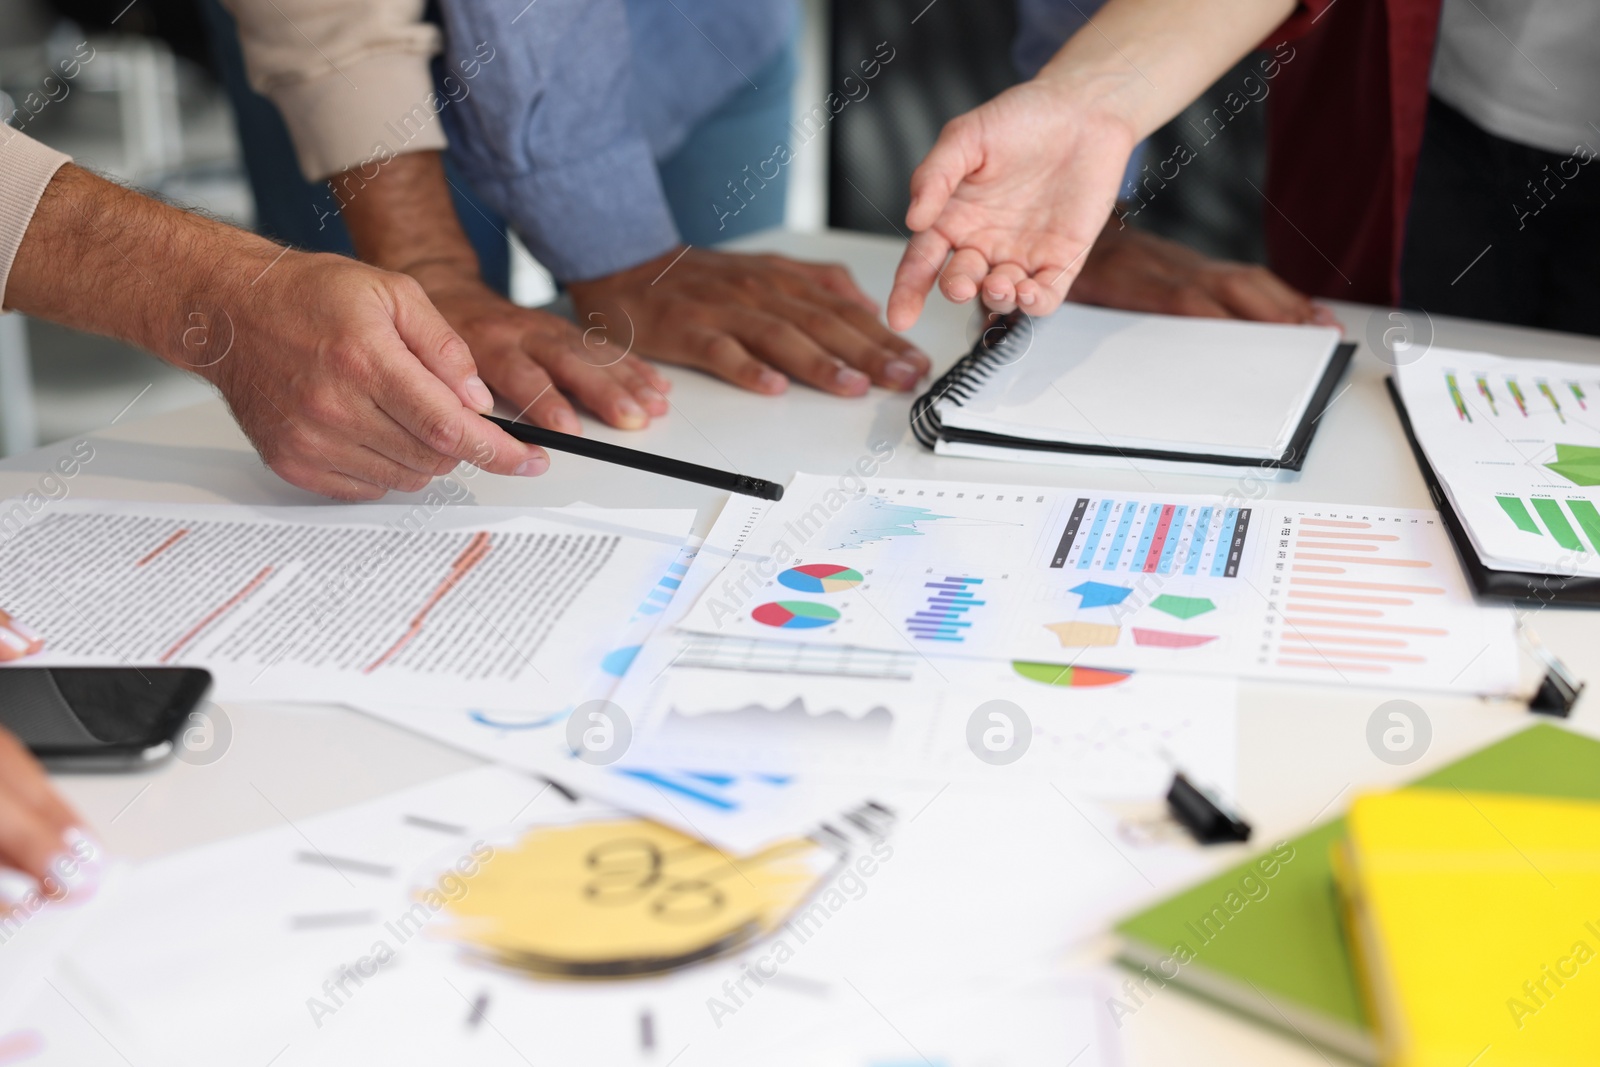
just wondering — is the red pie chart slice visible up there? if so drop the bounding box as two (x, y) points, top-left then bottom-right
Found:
(752, 600), (841, 630)
(777, 564), (864, 594)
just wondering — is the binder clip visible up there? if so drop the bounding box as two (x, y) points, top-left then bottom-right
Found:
(1166, 772), (1252, 845)
(1520, 623), (1584, 718)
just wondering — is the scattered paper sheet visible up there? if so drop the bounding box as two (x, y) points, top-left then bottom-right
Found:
(344, 498), (901, 853)
(673, 474), (1520, 696)
(1395, 346), (1600, 576)
(613, 644), (1237, 802)
(0, 501), (692, 708)
(351, 494), (1238, 851)
(27, 767), (1178, 1067)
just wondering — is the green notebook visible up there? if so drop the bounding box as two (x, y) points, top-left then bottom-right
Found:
(1114, 724), (1600, 1061)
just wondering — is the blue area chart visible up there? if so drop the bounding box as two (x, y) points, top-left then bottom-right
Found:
(905, 576), (986, 642)
(829, 497), (953, 550)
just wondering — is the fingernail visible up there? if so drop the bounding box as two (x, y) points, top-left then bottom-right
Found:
(836, 366), (870, 391)
(757, 368), (787, 393)
(906, 346), (932, 368)
(1019, 291), (1036, 306)
(883, 359), (920, 389)
(615, 398), (647, 429)
(552, 409), (581, 434)
(514, 455), (549, 477)
(464, 376), (494, 413)
(0, 870), (35, 907)
(62, 827), (102, 862)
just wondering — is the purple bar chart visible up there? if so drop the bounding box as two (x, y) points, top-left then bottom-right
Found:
(906, 576), (986, 642)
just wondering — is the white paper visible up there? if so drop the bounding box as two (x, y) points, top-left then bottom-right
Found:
(1395, 346), (1600, 577)
(345, 496), (903, 852)
(614, 643), (1238, 802)
(937, 303), (1342, 459)
(0, 501), (692, 708)
(674, 475), (1520, 696)
(29, 767), (1184, 1067)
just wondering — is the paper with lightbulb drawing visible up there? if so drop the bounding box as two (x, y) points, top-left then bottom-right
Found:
(23, 764), (1192, 1067)
(0, 499), (691, 708)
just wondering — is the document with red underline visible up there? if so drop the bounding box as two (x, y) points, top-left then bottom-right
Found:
(0, 500), (693, 708)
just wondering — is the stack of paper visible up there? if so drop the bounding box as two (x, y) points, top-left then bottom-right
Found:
(3, 467), (1520, 1064)
(0, 490), (1235, 1066)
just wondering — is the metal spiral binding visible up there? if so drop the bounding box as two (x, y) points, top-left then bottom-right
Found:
(908, 311), (1031, 448)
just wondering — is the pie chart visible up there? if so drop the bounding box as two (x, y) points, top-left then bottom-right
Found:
(1012, 661), (1132, 687)
(777, 564), (864, 594)
(752, 600), (841, 630)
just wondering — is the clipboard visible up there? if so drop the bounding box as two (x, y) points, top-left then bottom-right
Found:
(1386, 377), (1600, 605)
(910, 312), (1357, 473)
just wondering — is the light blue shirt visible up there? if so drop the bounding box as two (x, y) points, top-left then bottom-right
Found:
(438, 0), (795, 282)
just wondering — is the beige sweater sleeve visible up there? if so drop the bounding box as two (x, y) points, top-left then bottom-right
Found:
(222, 0), (447, 181)
(0, 129), (70, 311)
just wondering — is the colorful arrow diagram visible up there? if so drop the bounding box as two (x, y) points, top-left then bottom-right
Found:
(1011, 661), (1131, 687)
(1069, 580), (1133, 609)
(1148, 594), (1216, 620)
(1544, 444), (1600, 488)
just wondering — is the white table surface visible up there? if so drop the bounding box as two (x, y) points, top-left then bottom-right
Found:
(6, 228), (1599, 1065)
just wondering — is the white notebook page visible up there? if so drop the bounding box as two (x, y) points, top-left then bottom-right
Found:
(936, 304), (1342, 459)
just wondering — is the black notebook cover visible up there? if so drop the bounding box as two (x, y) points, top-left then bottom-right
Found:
(910, 313), (1356, 472)
(1386, 377), (1600, 605)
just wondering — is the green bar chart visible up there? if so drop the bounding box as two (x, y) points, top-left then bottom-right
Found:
(1496, 494), (1600, 553)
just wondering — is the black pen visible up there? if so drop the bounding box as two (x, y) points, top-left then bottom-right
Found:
(482, 414), (785, 501)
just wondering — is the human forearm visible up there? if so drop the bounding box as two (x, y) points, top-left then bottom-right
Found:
(7, 163), (547, 496)
(890, 0), (1301, 327)
(7, 163), (284, 383)
(1034, 0), (1299, 140)
(336, 150), (478, 286)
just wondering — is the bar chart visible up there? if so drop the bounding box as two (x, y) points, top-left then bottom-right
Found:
(1262, 510), (1477, 679)
(1050, 497), (1250, 578)
(905, 576), (986, 642)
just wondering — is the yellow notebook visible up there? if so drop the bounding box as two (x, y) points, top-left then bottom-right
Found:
(1337, 790), (1600, 1067)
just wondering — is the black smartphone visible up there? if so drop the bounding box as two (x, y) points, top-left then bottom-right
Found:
(0, 667), (213, 771)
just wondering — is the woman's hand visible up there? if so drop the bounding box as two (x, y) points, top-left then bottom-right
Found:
(0, 727), (91, 904)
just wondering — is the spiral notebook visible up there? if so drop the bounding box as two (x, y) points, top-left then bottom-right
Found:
(911, 304), (1355, 477)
